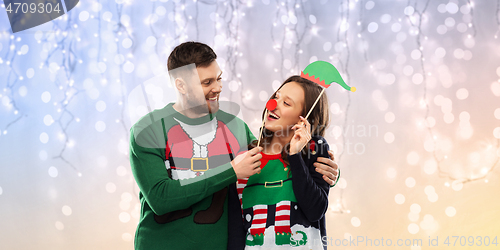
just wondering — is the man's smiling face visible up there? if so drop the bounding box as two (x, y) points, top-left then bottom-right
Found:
(196, 61), (223, 114)
(182, 61), (223, 116)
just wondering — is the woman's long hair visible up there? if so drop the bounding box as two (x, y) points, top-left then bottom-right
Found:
(250, 75), (330, 165)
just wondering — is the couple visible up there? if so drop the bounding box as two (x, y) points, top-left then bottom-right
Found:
(129, 42), (339, 249)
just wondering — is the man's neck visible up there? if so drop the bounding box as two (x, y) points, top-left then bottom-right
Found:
(172, 102), (209, 119)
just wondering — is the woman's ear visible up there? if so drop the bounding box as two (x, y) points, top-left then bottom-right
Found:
(175, 78), (186, 94)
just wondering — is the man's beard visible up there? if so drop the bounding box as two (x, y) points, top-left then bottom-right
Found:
(185, 98), (219, 115)
(207, 99), (219, 114)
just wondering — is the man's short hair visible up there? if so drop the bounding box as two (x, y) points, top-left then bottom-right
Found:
(167, 42), (217, 71)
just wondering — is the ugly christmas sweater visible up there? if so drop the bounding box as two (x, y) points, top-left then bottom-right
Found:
(236, 136), (330, 250)
(130, 103), (255, 250)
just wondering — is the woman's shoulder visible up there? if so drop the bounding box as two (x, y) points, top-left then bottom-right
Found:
(311, 135), (328, 145)
(310, 135), (329, 150)
(305, 135), (330, 159)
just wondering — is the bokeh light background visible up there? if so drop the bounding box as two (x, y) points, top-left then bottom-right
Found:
(1, 0), (500, 249)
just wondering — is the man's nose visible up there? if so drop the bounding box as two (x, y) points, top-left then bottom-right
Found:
(213, 81), (222, 93)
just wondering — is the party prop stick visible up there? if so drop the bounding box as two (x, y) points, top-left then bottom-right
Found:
(266, 98), (278, 111)
(301, 61), (356, 120)
(256, 110), (268, 148)
(304, 88), (325, 120)
(257, 99), (278, 148)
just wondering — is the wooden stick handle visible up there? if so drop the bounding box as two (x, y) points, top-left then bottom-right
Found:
(304, 88), (325, 120)
(256, 110), (268, 148)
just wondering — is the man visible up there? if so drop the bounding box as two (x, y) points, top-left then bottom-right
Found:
(129, 42), (339, 249)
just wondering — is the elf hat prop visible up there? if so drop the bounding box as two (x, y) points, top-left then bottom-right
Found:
(301, 60), (356, 92)
(301, 61), (355, 119)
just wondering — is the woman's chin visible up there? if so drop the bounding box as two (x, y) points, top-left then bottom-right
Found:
(264, 125), (292, 135)
(264, 124), (277, 133)
(264, 126), (275, 133)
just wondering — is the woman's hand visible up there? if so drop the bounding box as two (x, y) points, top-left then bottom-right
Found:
(289, 116), (311, 155)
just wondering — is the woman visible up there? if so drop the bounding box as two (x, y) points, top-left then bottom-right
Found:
(237, 75), (331, 249)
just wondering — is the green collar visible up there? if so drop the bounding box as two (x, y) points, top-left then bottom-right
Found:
(166, 103), (218, 126)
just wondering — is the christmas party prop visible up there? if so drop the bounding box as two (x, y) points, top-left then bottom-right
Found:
(257, 99), (278, 148)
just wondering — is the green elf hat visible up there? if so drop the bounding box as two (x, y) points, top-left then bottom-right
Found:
(301, 60), (356, 92)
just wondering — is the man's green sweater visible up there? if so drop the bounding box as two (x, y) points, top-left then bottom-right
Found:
(130, 103), (255, 249)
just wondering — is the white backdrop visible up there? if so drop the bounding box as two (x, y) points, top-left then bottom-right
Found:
(1, 0), (499, 249)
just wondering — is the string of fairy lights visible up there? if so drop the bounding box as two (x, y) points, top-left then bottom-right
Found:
(113, 2), (131, 134)
(357, 0), (369, 62)
(330, 0), (353, 214)
(1, 32), (25, 135)
(497, 0), (500, 39)
(336, 0), (353, 164)
(466, 0), (476, 37)
(0, 9), (83, 176)
(217, 0), (242, 105)
(405, 0), (500, 185)
(289, 0), (310, 75)
(48, 14), (83, 175)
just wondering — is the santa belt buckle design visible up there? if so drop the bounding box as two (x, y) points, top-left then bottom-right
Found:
(264, 180), (283, 188)
(191, 158), (209, 172)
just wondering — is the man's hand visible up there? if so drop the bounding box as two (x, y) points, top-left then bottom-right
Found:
(314, 150), (339, 186)
(231, 147), (263, 179)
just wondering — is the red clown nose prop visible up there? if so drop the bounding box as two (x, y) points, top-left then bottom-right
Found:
(257, 99), (278, 148)
(266, 99), (277, 111)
